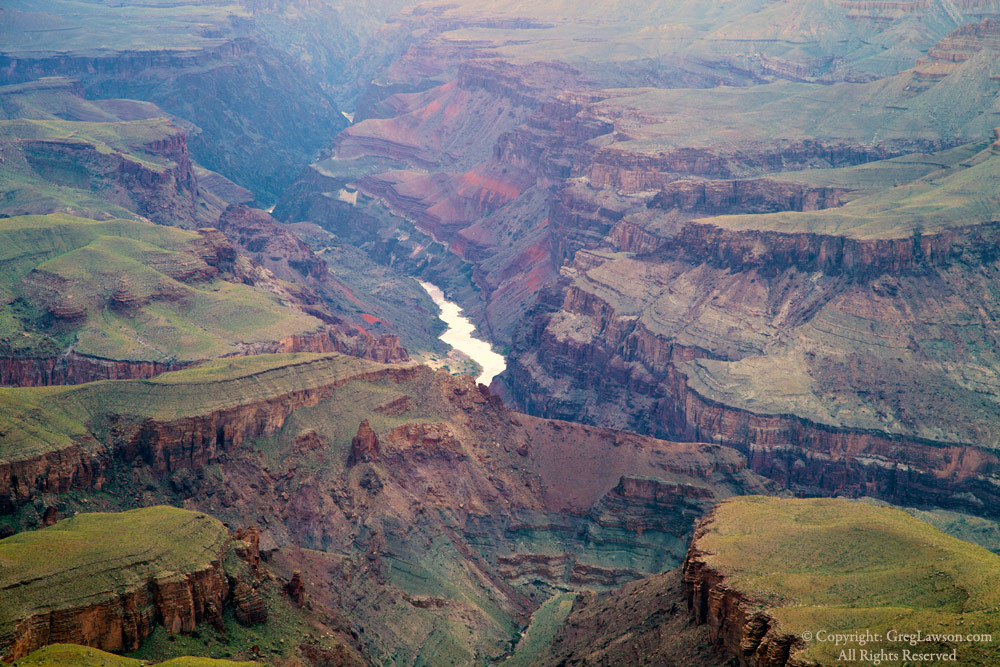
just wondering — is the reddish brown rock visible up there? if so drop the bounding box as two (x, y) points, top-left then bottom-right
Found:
(348, 420), (380, 466)
(682, 521), (800, 667)
(234, 526), (262, 569)
(232, 581), (268, 626)
(0, 354), (185, 388)
(41, 506), (58, 526)
(0, 364), (420, 513)
(285, 570), (306, 606)
(4, 563), (229, 661)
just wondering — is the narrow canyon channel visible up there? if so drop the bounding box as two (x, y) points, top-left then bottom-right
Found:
(418, 280), (506, 386)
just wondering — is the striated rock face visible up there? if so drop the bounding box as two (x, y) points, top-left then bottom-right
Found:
(0, 328), (408, 388)
(231, 581), (267, 626)
(586, 139), (952, 193)
(658, 220), (999, 276)
(649, 178), (848, 216)
(503, 212), (1000, 519)
(0, 360), (420, 513)
(7, 567), (229, 661)
(247, 328), (410, 365)
(683, 536), (798, 667)
(0, 354), (184, 388)
(18, 130), (199, 226)
(0, 507), (264, 661)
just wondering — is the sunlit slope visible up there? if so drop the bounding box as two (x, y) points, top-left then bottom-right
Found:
(692, 496), (1000, 665)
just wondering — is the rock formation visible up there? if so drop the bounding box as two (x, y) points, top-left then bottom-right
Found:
(284, 570), (306, 606)
(348, 420), (381, 466)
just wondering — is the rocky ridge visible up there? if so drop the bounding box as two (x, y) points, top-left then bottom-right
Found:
(0, 507), (265, 661)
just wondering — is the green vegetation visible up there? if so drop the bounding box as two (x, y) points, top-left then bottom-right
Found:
(0, 214), (322, 361)
(0, 118), (178, 170)
(705, 142), (1000, 238)
(0, 353), (390, 462)
(127, 584), (314, 665)
(12, 644), (258, 667)
(0, 507), (227, 627)
(503, 593), (576, 667)
(700, 497), (1000, 665)
(0, 82), (194, 221)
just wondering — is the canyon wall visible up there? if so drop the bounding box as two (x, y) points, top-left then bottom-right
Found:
(4, 564), (230, 661)
(504, 215), (1000, 519)
(0, 38), (346, 203)
(0, 362), (420, 513)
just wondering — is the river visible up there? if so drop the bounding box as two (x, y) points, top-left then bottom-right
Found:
(418, 280), (506, 386)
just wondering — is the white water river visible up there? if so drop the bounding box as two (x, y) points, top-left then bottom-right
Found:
(418, 280), (506, 386)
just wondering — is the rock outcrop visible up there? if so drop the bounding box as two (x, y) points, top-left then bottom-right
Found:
(683, 544), (796, 667)
(0, 507), (264, 661)
(347, 420), (381, 466)
(0, 357), (420, 514)
(5, 567), (230, 660)
(284, 571), (306, 606)
(0, 354), (184, 388)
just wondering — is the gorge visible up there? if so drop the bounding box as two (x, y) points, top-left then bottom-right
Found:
(3, 1), (1000, 666)
(418, 280), (506, 386)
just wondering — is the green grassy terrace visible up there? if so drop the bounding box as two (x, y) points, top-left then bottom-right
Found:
(701, 141), (1000, 239)
(0, 507), (228, 628)
(0, 118), (179, 171)
(0, 214), (322, 360)
(13, 644), (258, 667)
(698, 497), (1000, 665)
(0, 353), (393, 463)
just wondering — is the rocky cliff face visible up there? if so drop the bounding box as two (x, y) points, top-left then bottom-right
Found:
(0, 507), (266, 662)
(0, 355), (184, 388)
(5, 357), (774, 664)
(20, 132), (199, 225)
(217, 205), (330, 284)
(682, 533), (798, 667)
(503, 211), (1000, 519)
(6, 565), (231, 661)
(0, 327), (408, 389)
(0, 362), (419, 514)
(275, 5), (999, 351)
(649, 179), (848, 216)
(0, 37), (345, 203)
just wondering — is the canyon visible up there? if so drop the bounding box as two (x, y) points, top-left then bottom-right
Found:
(3, 0), (1000, 665)
(270, 4), (1000, 527)
(0, 353), (777, 663)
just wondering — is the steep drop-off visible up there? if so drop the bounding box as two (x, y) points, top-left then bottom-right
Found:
(0, 507), (245, 660)
(0, 352), (776, 664)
